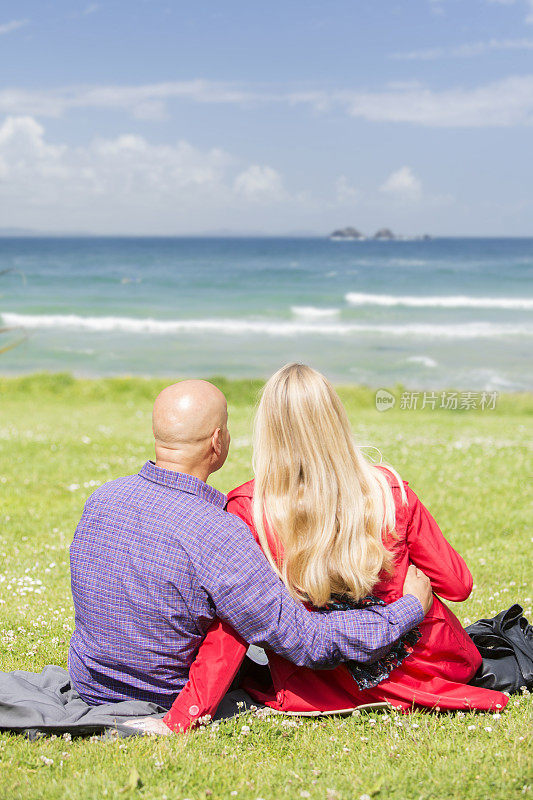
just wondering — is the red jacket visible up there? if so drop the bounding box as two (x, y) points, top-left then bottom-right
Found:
(164, 469), (508, 730)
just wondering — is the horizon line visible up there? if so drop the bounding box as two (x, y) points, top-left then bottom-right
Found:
(1, 231), (533, 240)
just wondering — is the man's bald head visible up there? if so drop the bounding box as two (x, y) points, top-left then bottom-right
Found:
(153, 380), (227, 447)
(152, 380), (230, 480)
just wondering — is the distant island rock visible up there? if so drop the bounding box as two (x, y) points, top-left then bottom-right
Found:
(328, 227), (432, 241)
(329, 227), (365, 240)
(373, 228), (395, 240)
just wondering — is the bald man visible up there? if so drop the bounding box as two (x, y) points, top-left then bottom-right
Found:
(151, 380), (231, 481)
(68, 379), (428, 733)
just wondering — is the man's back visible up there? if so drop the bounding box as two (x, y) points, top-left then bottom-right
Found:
(69, 462), (232, 707)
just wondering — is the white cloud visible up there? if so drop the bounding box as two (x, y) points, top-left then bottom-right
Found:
(0, 81), (254, 119)
(83, 3), (100, 14)
(333, 75), (533, 127)
(0, 116), (299, 232)
(0, 116), (229, 200)
(0, 117), (463, 233)
(380, 167), (422, 201)
(0, 18), (29, 35)
(233, 165), (286, 202)
(391, 37), (533, 60)
(3, 74), (533, 128)
(334, 175), (359, 204)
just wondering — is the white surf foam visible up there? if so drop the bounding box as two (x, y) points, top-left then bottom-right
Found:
(405, 356), (438, 368)
(291, 306), (340, 319)
(3, 312), (532, 340)
(345, 292), (533, 310)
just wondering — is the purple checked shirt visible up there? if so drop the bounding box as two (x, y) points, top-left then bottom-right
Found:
(69, 461), (423, 708)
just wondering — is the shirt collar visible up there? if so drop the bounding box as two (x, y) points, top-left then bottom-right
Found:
(139, 461), (226, 509)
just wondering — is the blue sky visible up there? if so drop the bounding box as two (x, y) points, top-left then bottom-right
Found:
(1, 0), (533, 235)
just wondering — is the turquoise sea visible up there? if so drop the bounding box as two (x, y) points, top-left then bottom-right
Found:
(1, 236), (532, 389)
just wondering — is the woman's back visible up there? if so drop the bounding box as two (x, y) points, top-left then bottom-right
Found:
(225, 468), (508, 713)
(228, 465), (472, 603)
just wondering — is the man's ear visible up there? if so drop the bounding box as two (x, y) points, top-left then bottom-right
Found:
(211, 427), (222, 457)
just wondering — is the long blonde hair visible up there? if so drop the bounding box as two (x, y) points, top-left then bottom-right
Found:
(252, 363), (406, 607)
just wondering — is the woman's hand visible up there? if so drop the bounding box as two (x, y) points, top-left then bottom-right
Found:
(403, 564), (433, 615)
(122, 717), (173, 735)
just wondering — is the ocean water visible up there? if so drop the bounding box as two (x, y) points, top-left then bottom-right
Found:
(1, 236), (532, 389)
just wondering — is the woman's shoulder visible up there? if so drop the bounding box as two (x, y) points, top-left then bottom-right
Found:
(373, 464), (408, 491)
(373, 465), (412, 529)
(227, 479), (255, 502)
(226, 480), (256, 537)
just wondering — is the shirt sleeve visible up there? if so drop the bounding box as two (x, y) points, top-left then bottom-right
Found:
(187, 511), (424, 670)
(405, 484), (473, 602)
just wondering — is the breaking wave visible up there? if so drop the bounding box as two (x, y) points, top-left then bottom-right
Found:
(3, 312), (532, 340)
(291, 306), (340, 319)
(345, 292), (533, 309)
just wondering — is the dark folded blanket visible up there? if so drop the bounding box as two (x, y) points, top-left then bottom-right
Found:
(0, 665), (252, 738)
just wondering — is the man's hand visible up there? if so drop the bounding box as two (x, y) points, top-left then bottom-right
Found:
(122, 717), (173, 736)
(403, 564), (433, 615)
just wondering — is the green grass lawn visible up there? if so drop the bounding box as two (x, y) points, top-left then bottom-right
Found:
(0, 373), (531, 800)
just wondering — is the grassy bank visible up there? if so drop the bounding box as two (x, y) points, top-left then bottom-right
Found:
(0, 374), (531, 800)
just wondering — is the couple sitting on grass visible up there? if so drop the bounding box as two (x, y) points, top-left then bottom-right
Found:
(69, 363), (508, 735)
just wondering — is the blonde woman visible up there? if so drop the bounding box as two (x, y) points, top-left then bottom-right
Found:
(168, 364), (508, 728)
